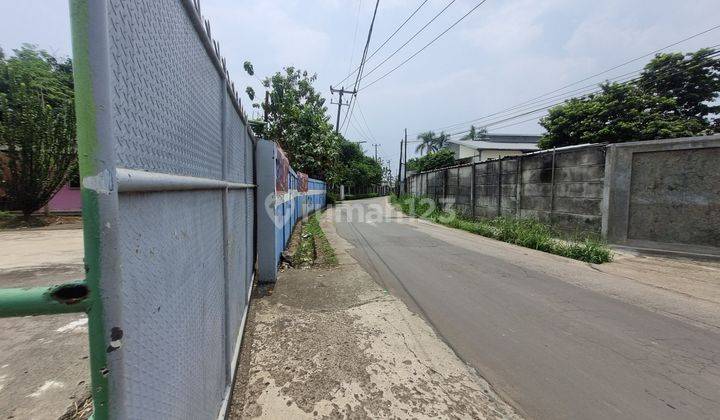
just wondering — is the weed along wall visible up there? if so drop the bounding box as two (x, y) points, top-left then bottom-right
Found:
(406, 135), (720, 250)
(257, 140), (327, 284)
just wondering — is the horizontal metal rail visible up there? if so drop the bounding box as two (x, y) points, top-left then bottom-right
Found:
(0, 281), (89, 317)
(117, 168), (255, 193)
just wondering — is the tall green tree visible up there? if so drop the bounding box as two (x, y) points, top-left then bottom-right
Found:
(335, 139), (382, 190)
(416, 131), (436, 155)
(539, 48), (720, 149)
(415, 130), (450, 155)
(638, 48), (720, 124)
(461, 125), (478, 141)
(247, 66), (340, 181)
(0, 45), (76, 218)
(433, 131), (449, 150)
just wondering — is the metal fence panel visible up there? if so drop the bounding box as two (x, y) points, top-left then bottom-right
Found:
(74, 0), (258, 417)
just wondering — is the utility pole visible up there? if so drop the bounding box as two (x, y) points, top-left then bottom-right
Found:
(330, 86), (356, 134)
(263, 91), (270, 122)
(372, 144), (380, 161)
(403, 128), (408, 194)
(397, 139), (403, 196)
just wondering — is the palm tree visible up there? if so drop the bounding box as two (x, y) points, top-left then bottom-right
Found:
(416, 131), (436, 155)
(433, 131), (449, 150)
(461, 125), (477, 141)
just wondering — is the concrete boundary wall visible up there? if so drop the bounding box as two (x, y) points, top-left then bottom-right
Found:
(603, 135), (720, 248)
(407, 135), (720, 250)
(410, 144), (606, 234)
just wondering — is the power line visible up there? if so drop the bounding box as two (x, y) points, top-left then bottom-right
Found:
(357, 0), (456, 84)
(335, 0), (430, 86)
(345, 0), (363, 76)
(355, 98), (379, 143)
(423, 28), (720, 134)
(337, 0), (381, 135)
(359, 0), (489, 91)
(445, 47), (720, 138)
(511, 24), (720, 109)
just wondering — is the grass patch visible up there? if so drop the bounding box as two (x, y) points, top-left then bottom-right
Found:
(292, 211), (338, 267)
(391, 195), (612, 264)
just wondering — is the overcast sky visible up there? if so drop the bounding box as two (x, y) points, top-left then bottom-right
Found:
(2, 0), (718, 173)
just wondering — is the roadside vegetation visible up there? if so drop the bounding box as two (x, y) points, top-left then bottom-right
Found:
(0, 45), (78, 220)
(292, 211), (338, 267)
(539, 48), (720, 149)
(391, 195), (612, 264)
(240, 64), (385, 192)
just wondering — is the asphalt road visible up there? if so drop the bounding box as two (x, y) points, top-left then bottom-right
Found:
(333, 197), (720, 420)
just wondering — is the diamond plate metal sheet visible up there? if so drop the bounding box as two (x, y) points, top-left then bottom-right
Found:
(114, 191), (226, 419)
(97, 1), (258, 418)
(225, 96), (246, 183)
(226, 189), (248, 345)
(109, 0), (223, 179)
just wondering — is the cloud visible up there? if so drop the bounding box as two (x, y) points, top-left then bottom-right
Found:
(204, 1), (331, 69)
(461, 0), (567, 53)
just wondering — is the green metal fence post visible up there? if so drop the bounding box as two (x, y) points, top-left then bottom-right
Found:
(71, 0), (111, 418)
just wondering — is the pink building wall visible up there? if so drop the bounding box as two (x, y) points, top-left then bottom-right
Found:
(46, 184), (82, 213)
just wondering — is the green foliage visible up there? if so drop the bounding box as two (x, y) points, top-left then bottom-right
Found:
(335, 139), (382, 190)
(253, 66), (341, 181)
(245, 62), (381, 187)
(391, 195), (612, 264)
(415, 130), (449, 155)
(245, 86), (255, 101)
(460, 125), (487, 141)
(0, 45), (76, 217)
(406, 148), (455, 172)
(540, 49), (720, 149)
(638, 48), (720, 123)
(243, 60), (254, 76)
(293, 211), (337, 267)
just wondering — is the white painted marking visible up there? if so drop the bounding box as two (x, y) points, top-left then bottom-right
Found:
(28, 380), (65, 397)
(56, 317), (88, 333)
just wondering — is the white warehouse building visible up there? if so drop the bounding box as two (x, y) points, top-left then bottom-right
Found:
(447, 134), (541, 162)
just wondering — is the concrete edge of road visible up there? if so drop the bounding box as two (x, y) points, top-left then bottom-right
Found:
(612, 242), (720, 261)
(321, 204), (526, 419)
(228, 205), (524, 418)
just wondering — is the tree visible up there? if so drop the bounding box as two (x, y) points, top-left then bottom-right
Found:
(461, 125), (488, 141)
(416, 131), (436, 155)
(539, 48), (719, 149)
(0, 45), (76, 218)
(335, 139), (382, 190)
(406, 149), (455, 172)
(461, 125), (477, 141)
(638, 48), (720, 124)
(433, 131), (449, 150)
(415, 130), (450, 155)
(248, 66), (340, 181)
(539, 83), (705, 149)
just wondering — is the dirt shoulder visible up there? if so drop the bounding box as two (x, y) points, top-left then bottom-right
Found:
(229, 208), (520, 419)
